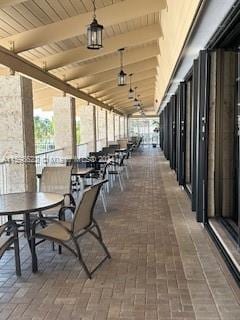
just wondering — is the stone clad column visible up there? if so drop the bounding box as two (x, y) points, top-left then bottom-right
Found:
(113, 114), (116, 142)
(0, 75), (36, 193)
(105, 111), (108, 147)
(53, 96), (76, 158)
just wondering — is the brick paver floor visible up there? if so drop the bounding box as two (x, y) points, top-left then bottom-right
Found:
(0, 147), (240, 320)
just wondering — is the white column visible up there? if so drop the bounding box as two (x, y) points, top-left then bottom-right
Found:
(93, 105), (97, 152)
(105, 111), (108, 147)
(113, 114), (116, 142)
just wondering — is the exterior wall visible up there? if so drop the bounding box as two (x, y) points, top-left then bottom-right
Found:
(0, 75), (36, 193)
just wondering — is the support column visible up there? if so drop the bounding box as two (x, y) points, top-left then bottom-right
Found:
(93, 105), (97, 152)
(119, 116), (121, 138)
(0, 75), (36, 193)
(105, 111), (108, 147)
(53, 96), (76, 158)
(113, 114), (116, 142)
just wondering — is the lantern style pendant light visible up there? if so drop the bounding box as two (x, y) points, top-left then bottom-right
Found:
(118, 48), (127, 86)
(133, 87), (139, 107)
(87, 0), (104, 50)
(128, 73), (134, 99)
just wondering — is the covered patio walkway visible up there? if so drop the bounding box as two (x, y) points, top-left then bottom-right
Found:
(0, 148), (240, 320)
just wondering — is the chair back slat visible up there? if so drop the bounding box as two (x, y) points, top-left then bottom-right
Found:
(72, 180), (106, 233)
(40, 166), (72, 195)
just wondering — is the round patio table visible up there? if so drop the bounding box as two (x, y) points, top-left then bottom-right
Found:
(0, 192), (64, 245)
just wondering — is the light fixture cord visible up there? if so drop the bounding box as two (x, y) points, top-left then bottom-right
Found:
(134, 87), (137, 99)
(120, 50), (123, 70)
(92, 0), (96, 19)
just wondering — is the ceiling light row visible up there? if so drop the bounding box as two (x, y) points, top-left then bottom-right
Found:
(87, 3), (145, 116)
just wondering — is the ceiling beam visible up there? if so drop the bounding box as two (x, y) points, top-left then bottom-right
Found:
(0, 0), (164, 52)
(0, 0), (25, 8)
(89, 69), (157, 96)
(106, 88), (155, 105)
(0, 45), (123, 115)
(125, 103), (154, 112)
(34, 24), (161, 70)
(69, 57), (158, 89)
(101, 82), (155, 103)
(62, 43), (159, 82)
(96, 77), (156, 100)
(115, 95), (154, 108)
(111, 96), (154, 109)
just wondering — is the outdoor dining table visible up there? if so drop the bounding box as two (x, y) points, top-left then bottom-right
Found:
(0, 192), (64, 247)
(115, 148), (127, 153)
(71, 167), (95, 191)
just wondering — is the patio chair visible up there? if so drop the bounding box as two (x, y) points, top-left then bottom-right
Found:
(0, 221), (21, 276)
(39, 166), (75, 217)
(30, 180), (111, 279)
(108, 155), (128, 191)
(92, 161), (112, 212)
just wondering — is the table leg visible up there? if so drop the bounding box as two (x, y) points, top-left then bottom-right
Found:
(80, 177), (84, 191)
(24, 213), (38, 273)
(24, 213), (32, 249)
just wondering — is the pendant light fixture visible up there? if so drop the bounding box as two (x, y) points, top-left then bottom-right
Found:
(128, 73), (134, 99)
(133, 87), (139, 107)
(118, 48), (127, 86)
(87, 0), (104, 50)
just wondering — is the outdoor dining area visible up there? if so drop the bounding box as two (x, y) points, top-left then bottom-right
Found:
(0, 137), (142, 279)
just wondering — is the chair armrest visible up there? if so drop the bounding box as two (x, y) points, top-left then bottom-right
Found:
(109, 161), (120, 166)
(63, 193), (76, 207)
(31, 216), (72, 237)
(0, 221), (18, 237)
(58, 205), (75, 220)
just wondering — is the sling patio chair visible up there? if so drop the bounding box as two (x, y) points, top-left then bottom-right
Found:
(30, 179), (111, 279)
(0, 221), (21, 276)
(39, 166), (75, 217)
(107, 155), (128, 191)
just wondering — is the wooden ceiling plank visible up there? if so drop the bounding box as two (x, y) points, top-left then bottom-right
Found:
(0, 1), (26, 8)
(62, 42), (159, 82)
(93, 74), (157, 97)
(69, 57), (158, 89)
(33, 24), (161, 70)
(103, 84), (155, 103)
(0, 0), (165, 52)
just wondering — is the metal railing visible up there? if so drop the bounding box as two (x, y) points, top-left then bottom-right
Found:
(35, 143), (55, 154)
(0, 161), (8, 224)
(35, 148), (65, 173)
(0, 161), (7, 195)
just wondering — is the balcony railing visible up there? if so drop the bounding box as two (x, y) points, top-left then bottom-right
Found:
(35, 143), (55, 154)
(35, 148), (65, 173)
(0, 161), (8, 224)
(0, 161), (7, 195)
